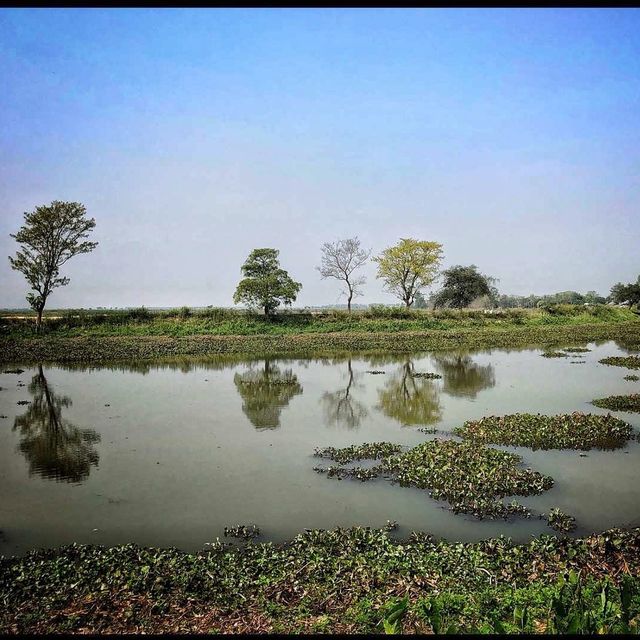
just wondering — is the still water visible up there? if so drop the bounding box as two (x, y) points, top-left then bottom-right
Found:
(1, 340), (639, 556)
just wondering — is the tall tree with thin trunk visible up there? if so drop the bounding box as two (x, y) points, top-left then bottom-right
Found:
(373, 238), (443, 308)
(317, 237), (371, 312)
(9, 201), (98, 332)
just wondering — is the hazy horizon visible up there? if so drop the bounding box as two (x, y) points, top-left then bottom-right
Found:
(1, 8), (639, 309)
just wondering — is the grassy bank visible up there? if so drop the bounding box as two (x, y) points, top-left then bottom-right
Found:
(1, 304), (637, 338)
(1, 319), (639, 364)
(2, 526), (640, 634)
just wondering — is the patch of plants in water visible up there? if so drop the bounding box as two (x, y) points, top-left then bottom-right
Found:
(600, 356), (640, 370)
(624, 375), (640, 381)
(314, 438), (553, 519)
(455, 412), (633, 451)
(223, 524), (260, 540)
(591, 394), (640, 413)
(313, 442), (403, 465)
(410, 371), (442, 379)
(563, 347), (591, 353)
(3, 526), (640, 634)
(546, 508), (577, 533)
(541, 351), (571, 358)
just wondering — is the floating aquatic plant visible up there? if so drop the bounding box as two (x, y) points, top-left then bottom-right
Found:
(3, 368), (24, 374)
(541, 351), (570, 358)
(624, 375), (639, 382)
(599, 356), (640, 370)
(546, 508), (576, 533)
(314, 442), (403, 465)
(314, 438), (553, 520)
(563, 347), (591, 353)
(366, 370), (386, 375)
(591, 394), (640, 413)
(410, 372), (442, 379)
(223, 524), (260, 540)
(455, 412), (633, 451)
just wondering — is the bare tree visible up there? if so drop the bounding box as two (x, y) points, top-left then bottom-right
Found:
(317, 237), (371, 312)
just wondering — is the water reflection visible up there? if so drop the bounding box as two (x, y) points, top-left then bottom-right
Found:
(376, 359), (442, 426)
(433, 352), (496, 399)
(233, 359), (303, 429)
(13, 365), (101, 483)
(320, 359), (368, 429)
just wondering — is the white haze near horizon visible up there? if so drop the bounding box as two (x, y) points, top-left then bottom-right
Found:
(1, 9), (639, 310)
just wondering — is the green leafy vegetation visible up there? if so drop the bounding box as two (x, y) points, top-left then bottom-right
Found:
(314, 439), (553, 519)
(1, 314), (638, 363)
(625, 375), (640, 381)
(600, 356), (640, 370)
(547, 508), (577, 533)
(3, 526), (640, 633)
(591, 394), (640, 413)
(455, 412), (633, 451)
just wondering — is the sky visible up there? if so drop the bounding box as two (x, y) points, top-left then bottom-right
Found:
(1, 8), (639, 309)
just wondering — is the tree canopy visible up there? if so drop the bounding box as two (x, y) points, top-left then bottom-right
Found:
(432, 264), (496, 309)
(8, 201), (98, 330)
(373, 238), (443, 308)
(610, 276), (640, 307)
(233, 248), (302, 316)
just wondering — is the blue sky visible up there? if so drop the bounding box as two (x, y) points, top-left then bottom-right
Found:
(1, 8), (639, 308)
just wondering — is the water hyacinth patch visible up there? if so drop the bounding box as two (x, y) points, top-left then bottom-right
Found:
(546, 508), (576, 533)
(455, 412), (633, 451)
(541, 351), (570, 358)
(410, 372), (442, 379)
(591, 394), (640, 413)
(563, 347), (591, 353)
(624, 375), (639, 381)
(599, 356), (640, 370)
(314, 439), (553, 519)
(314, 442), (403, 465)
(223, 524), (260, 540)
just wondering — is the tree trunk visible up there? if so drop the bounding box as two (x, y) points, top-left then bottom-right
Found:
(36, 307), (44, 333)
(347, 291), (353, 313)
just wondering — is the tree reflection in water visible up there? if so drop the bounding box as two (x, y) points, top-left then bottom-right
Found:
(376, 359), (442, 427)
(320, 358), (367, 429)
(13, 365), (100, 483)
(432, 352), (496, 399)
(234, 359), (303, 429)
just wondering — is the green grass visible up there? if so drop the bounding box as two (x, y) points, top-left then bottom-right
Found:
(1, 304), (636, 338)
(2, 526), (640, 633)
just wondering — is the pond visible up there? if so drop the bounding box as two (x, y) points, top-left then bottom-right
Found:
(1, 339), (639, 556)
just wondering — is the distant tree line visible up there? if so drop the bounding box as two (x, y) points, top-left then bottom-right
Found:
(7, 200), (640, 324)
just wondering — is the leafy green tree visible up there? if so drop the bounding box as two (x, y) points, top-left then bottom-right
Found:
(9, 201), (98, 332)
(233, 248), (302, 316)
(610, 276), (640, 307)
(432, 265), (496, 309)
(317, 237), (371, 312)
(373, 238), (443, 308)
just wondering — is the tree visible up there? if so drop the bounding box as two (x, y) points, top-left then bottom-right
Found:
(610, 276), (640, 307)
(432, 265), (496, 309)
(233, 248), (302, 316)
(9, 201), (98, 332)
(317, 237), (371, 312)
(373, 238), (443, 308)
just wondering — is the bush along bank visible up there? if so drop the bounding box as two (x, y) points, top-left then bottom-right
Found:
(2, 526), (640, 634)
